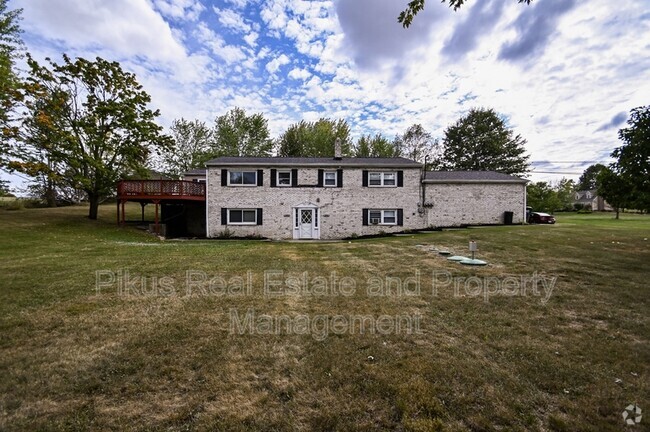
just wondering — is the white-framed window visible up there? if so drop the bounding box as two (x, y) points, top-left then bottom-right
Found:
(324, 171), (337, 187)
(369, 209), (397, 225)
(229, 171), (257, 186)
(277, 170), (292, 186)
(368, 172), (396, 187)
(228, 209), (257, 225)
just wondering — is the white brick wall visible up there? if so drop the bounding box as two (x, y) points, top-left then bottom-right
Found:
(207, 167), (425, 239)
(424, 182), (526, 227)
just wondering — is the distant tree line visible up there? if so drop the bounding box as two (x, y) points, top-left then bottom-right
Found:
(160, 106), (531, 179)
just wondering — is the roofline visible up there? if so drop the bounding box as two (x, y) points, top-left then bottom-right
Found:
(423, 178), (528, 184)
(205, 161), (422, 168)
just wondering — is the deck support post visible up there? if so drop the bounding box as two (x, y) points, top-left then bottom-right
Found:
(153, 200), (160, 234)
(120, 200), (126, 225)
(140, 202), (146, 222)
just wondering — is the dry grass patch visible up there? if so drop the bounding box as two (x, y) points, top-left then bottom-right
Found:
(0, 206), (648, 430)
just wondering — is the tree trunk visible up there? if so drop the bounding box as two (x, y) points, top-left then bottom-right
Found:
(45, 186), (57, 208)
(615, 207), (620, 220)
(88, 193), (100, 220)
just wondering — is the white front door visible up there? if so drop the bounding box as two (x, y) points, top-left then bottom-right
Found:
(299, 208), (314, 239)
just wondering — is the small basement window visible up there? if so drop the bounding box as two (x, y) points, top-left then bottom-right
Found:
(228, 209), (257, 225)
(369, 209), (397, 225)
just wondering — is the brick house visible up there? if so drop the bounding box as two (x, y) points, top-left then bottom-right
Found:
(197, 156), (527, 240)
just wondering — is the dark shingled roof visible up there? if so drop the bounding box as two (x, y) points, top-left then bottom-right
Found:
(423, 171), (527, 183)
(205, 156), (422, 168)
(184, 168), (207, 176)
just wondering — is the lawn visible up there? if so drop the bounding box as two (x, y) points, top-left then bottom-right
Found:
(0, 205), (648, 431)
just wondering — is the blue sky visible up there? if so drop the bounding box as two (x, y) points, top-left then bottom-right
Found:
(5, 0), (650, 188)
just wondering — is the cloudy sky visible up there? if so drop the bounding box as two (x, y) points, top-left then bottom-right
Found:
(6, 0), (650, 185)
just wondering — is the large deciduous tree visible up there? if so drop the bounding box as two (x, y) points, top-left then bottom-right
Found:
(0, 0), (23, 165)
(398, 0), (532, 28)
(577, 163), (606, 191)
(10, 54), (172, 219)
(526, 180), (574, 214)
(212, 107), (273, 157)
(438, 108), (530, 176)
(394, 124), (439, 165)
(161, 118), (213, 178)
(278, 118), (352, 157)
(354, 133), (400, 158)
(612, 106), (650, 211)
(597, 167), (631, 219)
(526, 181), (560, 213)
(8, 91), (70, 207)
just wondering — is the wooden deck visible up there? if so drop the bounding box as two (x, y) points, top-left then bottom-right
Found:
(117, 180), (205, 202)
(116, 180), (205, 231)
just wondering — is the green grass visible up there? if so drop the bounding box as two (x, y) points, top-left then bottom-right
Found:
(0, 205), (648, 431)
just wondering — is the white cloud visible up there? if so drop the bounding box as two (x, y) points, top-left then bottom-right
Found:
(225, 0), (249, 9)
(288, 67), (311, 80)
(195, 22), (247, 63)
(265, 54), (290, 74)
(213, 6), (251, 33)
(243, 31), (259, 47)
(15, 0), (187, 63)
(153, 0), (204, 21)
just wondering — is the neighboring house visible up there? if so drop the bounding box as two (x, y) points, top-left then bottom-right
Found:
(183, 168), (207, 183)
(197, 155), (527, 240)
(574, 190), (612, 211)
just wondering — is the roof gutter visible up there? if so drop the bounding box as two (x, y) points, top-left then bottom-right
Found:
(422, 179), (528, 184)
(205, 162), (422, 168)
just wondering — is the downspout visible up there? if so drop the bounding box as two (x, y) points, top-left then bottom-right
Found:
(205, 167), (210, 237)
(419, 156), (428, 225)
(523, 182), (527, 224)
(421, 155), (428, 206)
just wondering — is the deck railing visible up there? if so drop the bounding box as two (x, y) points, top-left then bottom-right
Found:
(117, 180), (205, 200)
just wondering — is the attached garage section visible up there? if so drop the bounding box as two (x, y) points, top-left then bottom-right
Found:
(423, 171), (527, 228)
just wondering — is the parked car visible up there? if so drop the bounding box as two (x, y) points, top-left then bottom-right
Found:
(528, 212), (556, 224)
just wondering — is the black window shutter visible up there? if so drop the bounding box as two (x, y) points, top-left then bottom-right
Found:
(257, 169), (264, 186)
(397, 171), (404, 187)
(362, 209), (369, 226)
(317, 169), (323, 187)
(291, 169), (298, 187)
(337, 169), (343, 188)
(257, 208), (263, 225)
(221, 207), (227, 225)
(362, 170), (368, 187)
(270, 169), (277, 187)
(397, 209), (404, 226)
(221, 169), (228, 186)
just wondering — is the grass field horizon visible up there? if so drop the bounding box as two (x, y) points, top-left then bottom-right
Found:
(1, 204), (648, 431)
